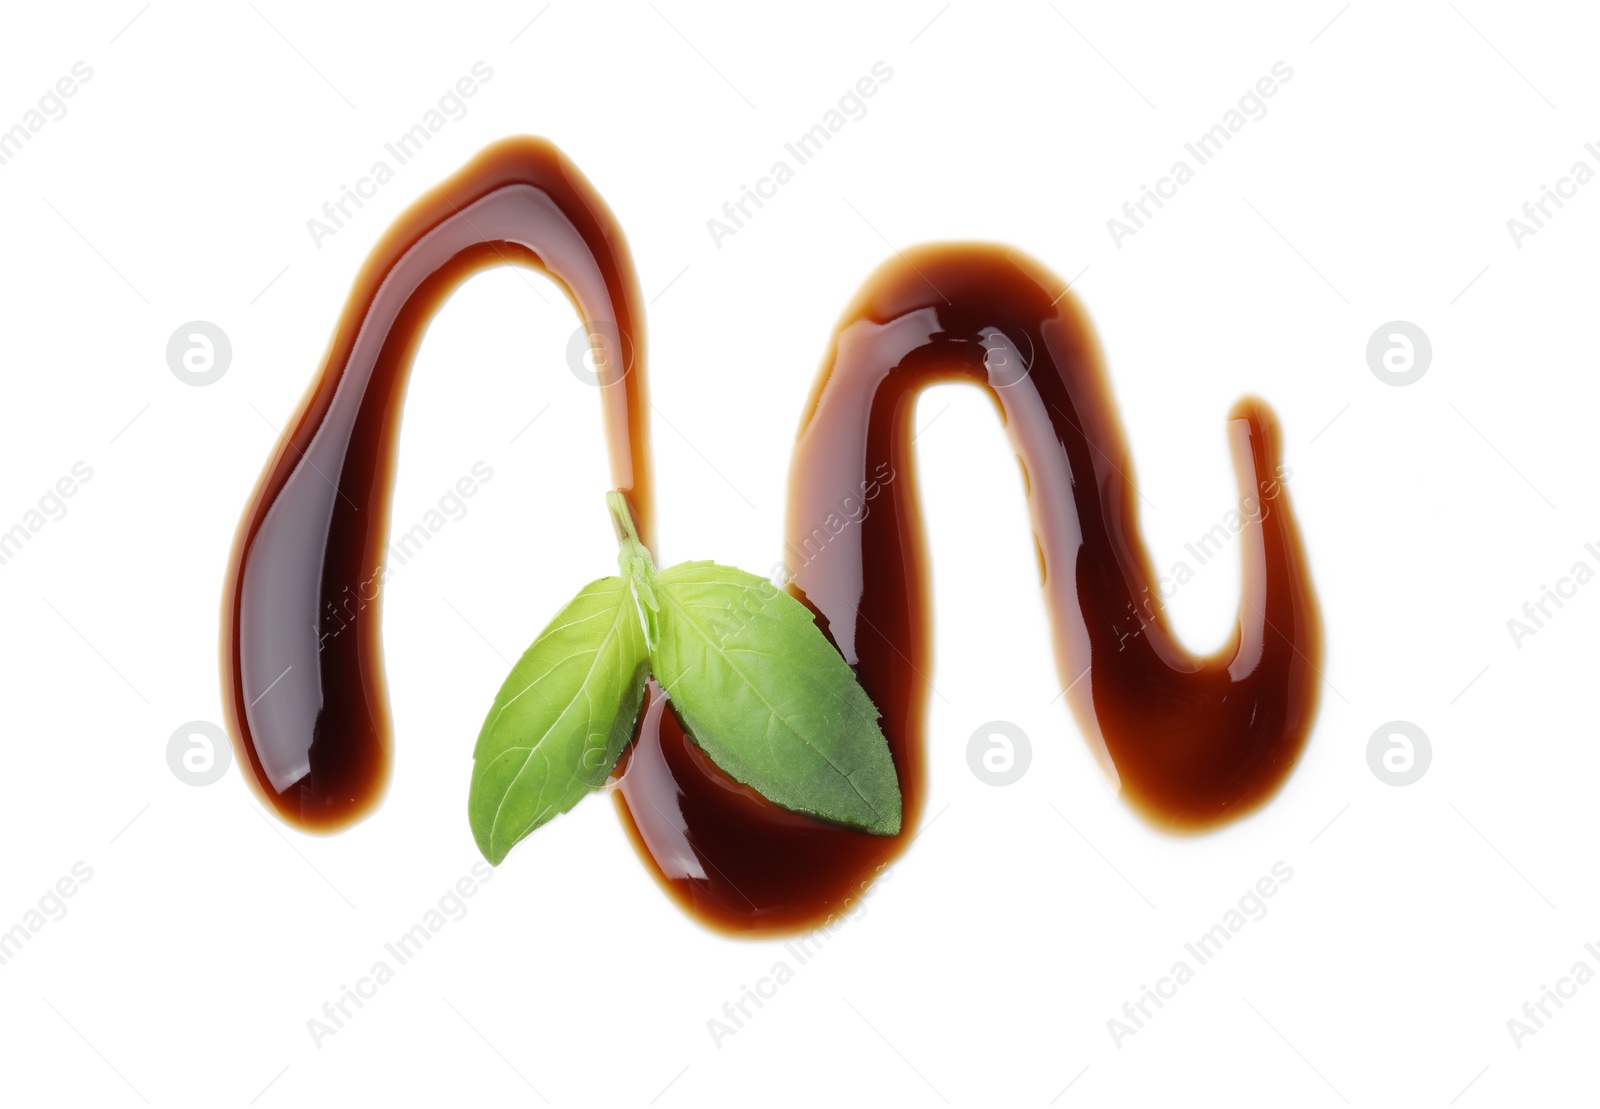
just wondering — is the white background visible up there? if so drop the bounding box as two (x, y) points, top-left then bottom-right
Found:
(0, 1), (1594, 1105)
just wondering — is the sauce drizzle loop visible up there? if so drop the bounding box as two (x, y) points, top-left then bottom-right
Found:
(223, 137), (1322, 937)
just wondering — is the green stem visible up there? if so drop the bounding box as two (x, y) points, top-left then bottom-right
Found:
(606, 490), (661, 648)
(606, 490), (648, 555)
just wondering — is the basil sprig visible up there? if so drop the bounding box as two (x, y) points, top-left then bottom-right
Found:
(468, 492), (902, 864)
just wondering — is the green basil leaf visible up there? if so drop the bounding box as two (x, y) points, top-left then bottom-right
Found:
(469, 576), (649, 864)
(651, 561), (902, 835)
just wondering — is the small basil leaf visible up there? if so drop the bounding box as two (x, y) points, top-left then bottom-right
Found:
(651, 561), (902, 835)
(469, 576), (649, 864)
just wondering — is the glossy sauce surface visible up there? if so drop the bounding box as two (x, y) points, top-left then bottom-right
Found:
(224, 137), (1322, 936)
(222, 138), (652, 830)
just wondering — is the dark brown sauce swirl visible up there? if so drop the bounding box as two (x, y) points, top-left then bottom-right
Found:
(222, 137), (652, 831)
(223, 137), (1321, 937)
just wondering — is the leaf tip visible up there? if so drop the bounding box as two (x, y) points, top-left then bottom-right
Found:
(469, 814), (504, 866)
(866, 795), (903, 837)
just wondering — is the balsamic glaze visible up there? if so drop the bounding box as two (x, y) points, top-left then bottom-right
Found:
(223, 138), (1322, 936)
(222, 137), (651, 831)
